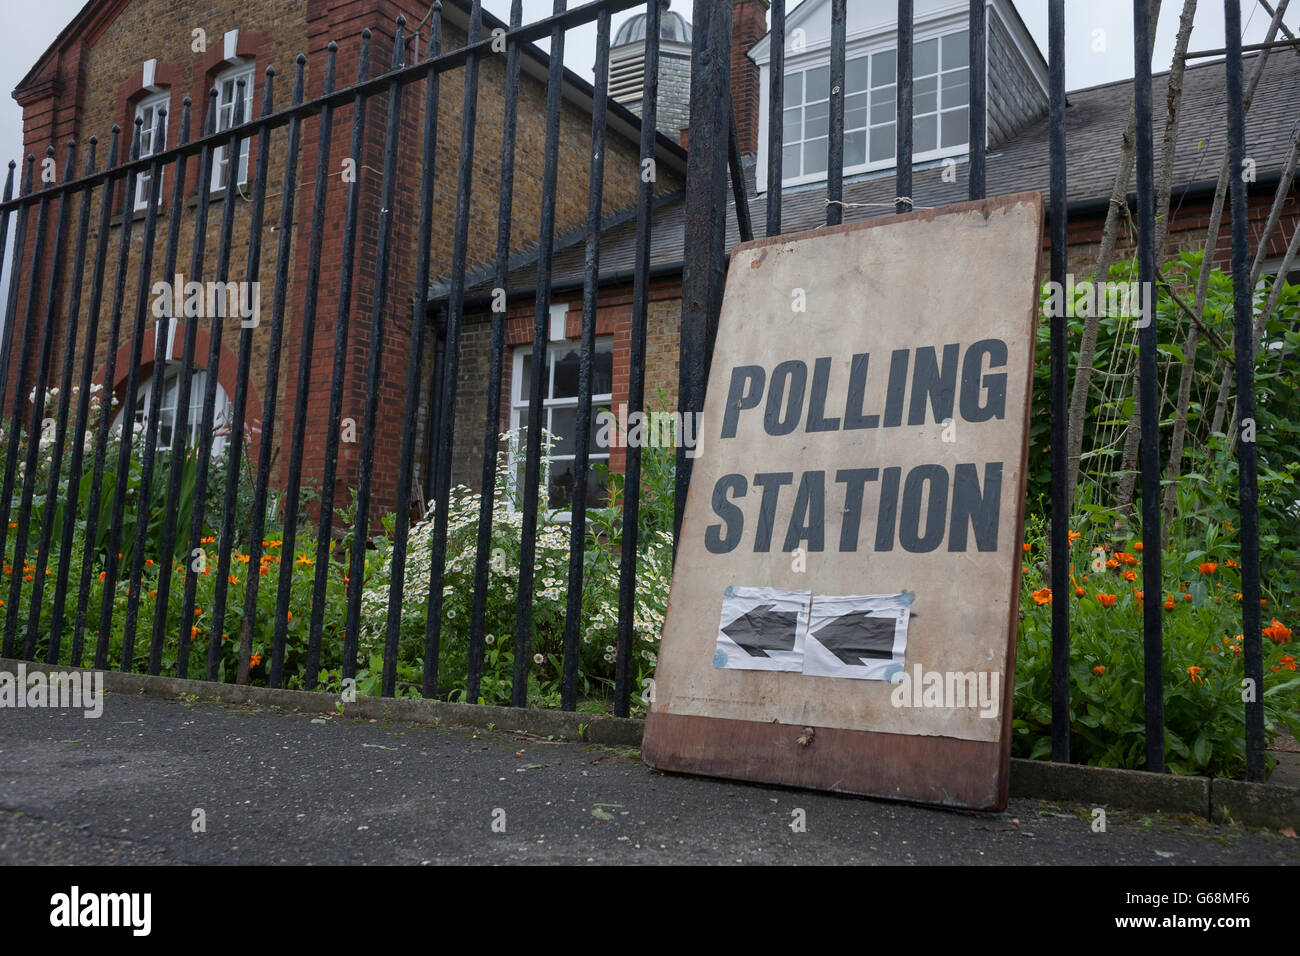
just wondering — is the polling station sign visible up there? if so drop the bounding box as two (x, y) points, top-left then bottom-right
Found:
(642, 194), (1044, 811)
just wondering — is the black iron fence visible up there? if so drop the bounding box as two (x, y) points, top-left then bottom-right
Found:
(0, 0), (1277, 781)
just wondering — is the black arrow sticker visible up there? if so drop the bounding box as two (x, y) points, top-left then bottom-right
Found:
(720, 604), (799, 658)
(810, 610), (897, 666)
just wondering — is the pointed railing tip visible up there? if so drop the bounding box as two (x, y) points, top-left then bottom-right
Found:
(328, 40), (339, 52)
(297, 53), (308, 65)
(182, 95), (192, 107)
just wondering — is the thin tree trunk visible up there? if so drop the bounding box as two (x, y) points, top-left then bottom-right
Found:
(1154, 0), (1198, 259)
(1064, 0), (1164, 504)
(1115, 0), (1196, 517)
(1198, 0), (1294, 444)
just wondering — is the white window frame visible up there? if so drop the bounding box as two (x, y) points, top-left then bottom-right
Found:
(210, 61), (256, 193)
(757, 10), (978, 193)
(508, 336), (615, 519)
(134, 91), (170, 210)
(113, 361), (231, 458)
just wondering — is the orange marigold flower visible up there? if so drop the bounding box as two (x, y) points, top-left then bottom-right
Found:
(1096, 593), (1117, 608)
(1278, 654), (1297, 672)
(1106, 558), (1120, 569)
(1183, 593), (1193, 601)
(1163, 596), (1175, 611)
(249, 652), (263, 668)
(259, 566), (269, 576)
(1022, 543), (1031, 553)
(1031, 587), (1052, 605)
(1133, 589), (1144, 602)
(1122, 569), (1137, 582)
(194, 607), (202, 616)
(1187, 666), (1204, 684)
(97, 571), (106, 582)
(1068, 530), (1081, 544)
(296, 555), (313, 566)
(191, 626), (200, 639)
(1224, 559), (1238, 568)
(145, 559), (154, 567)
(1075, 586), (1086, 598)
(1093, 666), (1105, 675)
(1198, 562), (1218, 575)
(1263, 619), (1292, 644)
(1133, 542), (1143, 552)
(229, 575), (239, 585)
(1115, 551), (1138, 566)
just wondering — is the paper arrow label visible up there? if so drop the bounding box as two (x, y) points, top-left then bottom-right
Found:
(809, 610), (898, 665)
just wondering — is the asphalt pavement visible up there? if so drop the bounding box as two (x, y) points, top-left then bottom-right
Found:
(1, 693), (1296, 865)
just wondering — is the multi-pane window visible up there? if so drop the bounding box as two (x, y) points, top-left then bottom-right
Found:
(134, 92), (169, 209)
(211, 64), (255, 191)
(115, 362), (231, 457)
(781, 29), (969, 184)
(913, 31), (970, 156)
(509, 339), (614, 513)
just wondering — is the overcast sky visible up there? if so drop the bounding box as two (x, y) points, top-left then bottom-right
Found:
(0, 1), (1287, 294)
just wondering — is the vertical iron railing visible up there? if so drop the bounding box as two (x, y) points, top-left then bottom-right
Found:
(1048, 0), (1070, 764)
(468, 0), (517, 705)
(896, 0), (913, 214)
(968, 0), (986, 200)
(1224, 0), (1265, 781)
(386, 10), (444, 699)
(515, 0), (567, 708)
(616, 0), (663, 718)
(1133, 0), (1165, 773)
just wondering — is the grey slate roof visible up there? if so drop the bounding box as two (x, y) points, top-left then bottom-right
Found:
(448, 48), (1300, 302)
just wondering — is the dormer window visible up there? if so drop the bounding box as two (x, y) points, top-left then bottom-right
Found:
(748, 0), (1049, 198)
(778, 27), (967, 188)
(914, 31), (970, 157)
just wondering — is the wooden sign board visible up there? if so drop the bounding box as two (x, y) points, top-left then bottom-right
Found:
(643, 193), (1044, 811)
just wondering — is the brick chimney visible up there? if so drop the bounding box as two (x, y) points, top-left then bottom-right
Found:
(731, 0), (769, 164)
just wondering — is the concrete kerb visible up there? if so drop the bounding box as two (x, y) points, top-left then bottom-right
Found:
(3, 658), (1296, 828)
(0, 658), (643, 747)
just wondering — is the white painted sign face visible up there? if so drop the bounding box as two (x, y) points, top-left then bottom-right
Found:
(644, 195), (1044, 809)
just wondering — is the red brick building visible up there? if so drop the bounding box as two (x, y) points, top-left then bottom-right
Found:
(9, 0), (686, 516)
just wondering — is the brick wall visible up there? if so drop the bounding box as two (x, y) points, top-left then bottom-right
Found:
(11, 0), (668, 531)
